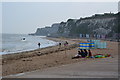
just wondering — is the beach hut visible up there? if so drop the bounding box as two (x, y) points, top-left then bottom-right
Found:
(96, 35), (101, 39)
(86, 34), (90, 38)
(94, 34), (96, 38)
(101, 35), (106, 39)
(80, 34), (82, 38)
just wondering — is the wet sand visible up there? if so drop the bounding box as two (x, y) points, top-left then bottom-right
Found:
(2, 38), (118, 77)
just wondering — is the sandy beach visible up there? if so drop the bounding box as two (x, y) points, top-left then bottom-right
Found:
(2, 37), (118, 77)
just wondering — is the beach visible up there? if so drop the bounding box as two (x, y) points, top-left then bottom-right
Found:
(2, 37), (118, 77)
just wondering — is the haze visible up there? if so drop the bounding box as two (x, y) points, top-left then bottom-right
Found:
(1, 2), (118, 34)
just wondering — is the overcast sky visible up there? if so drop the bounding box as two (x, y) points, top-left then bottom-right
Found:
(1, 2), (118, 34)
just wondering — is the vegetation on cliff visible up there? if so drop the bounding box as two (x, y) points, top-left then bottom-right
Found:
(32, 12), (119, 39)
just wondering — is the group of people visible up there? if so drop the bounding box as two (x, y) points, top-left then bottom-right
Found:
(59, 41), (68, 48)
(72, 49), (92, 59)
(38, 41), (93, 59)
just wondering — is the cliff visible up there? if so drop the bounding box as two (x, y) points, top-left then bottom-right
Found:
(32, 12), (119, 39)
(34, 23), (59, 36)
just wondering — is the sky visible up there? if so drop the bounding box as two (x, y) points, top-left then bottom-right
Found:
(1, 1), (119, 34)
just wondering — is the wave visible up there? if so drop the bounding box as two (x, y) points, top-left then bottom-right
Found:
(1, 34), (57, 55)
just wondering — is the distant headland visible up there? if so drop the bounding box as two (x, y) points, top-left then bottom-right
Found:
(29, 12), (120, 39)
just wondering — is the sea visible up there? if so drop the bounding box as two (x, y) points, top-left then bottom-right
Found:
(0, 33), (58, 55)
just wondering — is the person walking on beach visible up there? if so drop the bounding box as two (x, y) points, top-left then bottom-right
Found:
(59, 42), (62, 49)
(64, 41), (69, 57)
(38, 42), (41, 48)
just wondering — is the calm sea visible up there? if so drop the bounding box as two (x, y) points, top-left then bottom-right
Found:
(0, 33), (58, 55)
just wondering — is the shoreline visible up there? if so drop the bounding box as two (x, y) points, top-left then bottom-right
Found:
(2, 37), (118, 76)
(2, 37), (80, 63)
(1, 37), (59, 55)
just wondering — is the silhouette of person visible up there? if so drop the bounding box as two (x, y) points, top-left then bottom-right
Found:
(72, 51), (81, 59)
(72, 49), (86, 59)
(64, 41), (68, 46)
(88, 49), (92, 57)
(80, 49), (86, 57)
(83, 49), (88, 57)
(38, 43), (41, 48)
(59, 42), (62, 49)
